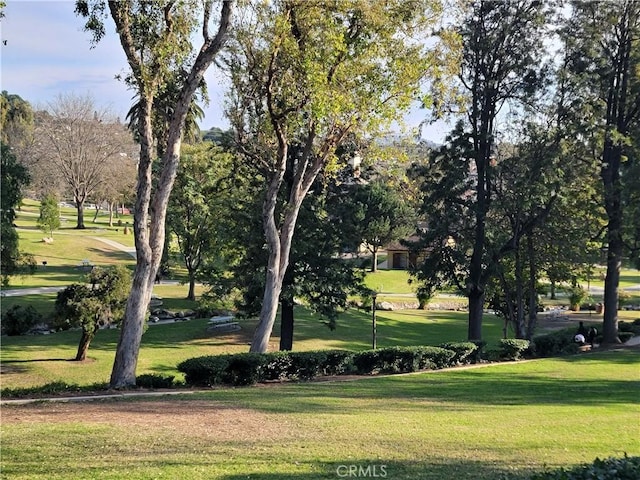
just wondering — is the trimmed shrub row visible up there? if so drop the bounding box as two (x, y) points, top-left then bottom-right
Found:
(178, 343), (503, 387)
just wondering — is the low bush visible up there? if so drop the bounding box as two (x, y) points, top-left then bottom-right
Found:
(322, 350), (356, 376)
(261, 351), (292, 381)
(178, 346), (458, 387)
(619, 320), (640, 335)
(352, 349), (380, 374)
(287, 351), (329, 379)
(223, 353), (266, 386)
(1, 381), (109, 399)
(498, 339), (531, 361)
(1, 304), (43, 336)
(438, 342), (478, 364)
(177, 355), (231, 386)
(136, 374), (175, 389)
(618, 331), (635, 343)
(529, 454), (640, 480)
(352, 346), (456, 375)
(533, 329), (580, 357)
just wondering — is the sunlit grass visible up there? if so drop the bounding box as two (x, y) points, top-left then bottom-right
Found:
(1, 349), (638, 479)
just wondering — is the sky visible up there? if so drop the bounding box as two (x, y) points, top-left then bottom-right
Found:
(0, 0), (451, 142)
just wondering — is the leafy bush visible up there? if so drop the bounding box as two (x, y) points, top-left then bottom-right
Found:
(352, 346), (456, 375)
(222, 353), (266, 386)
(619, 321), (640, 335)
(438, 342), (478, 364)
(499, 339), (531, 360)
(529, 454), (640, 480)
(1, 304), (43, 336)
(377, 347), (422, 373)
(261, 351), (293, 381)
(287, 351), (329, 379)
(619, 331), (634, 343)
(177, 355), (231, 386)
(533, 329), (580, 357)
(352, 350), (380, 374)
(415, 346), (457, 369)
(1, 381), (109, 399)
(322, 350), (356, 376)
(136, 374), (175, 389)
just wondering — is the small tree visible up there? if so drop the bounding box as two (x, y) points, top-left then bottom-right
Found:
(1, 141), (33, 284)
(37, 193), (60, 239)
(54, 265), (131, 361)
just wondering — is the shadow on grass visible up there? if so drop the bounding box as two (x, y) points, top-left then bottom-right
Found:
(1, 358), (71, 363)
(217, 459), (535, 480)
(85, 247), (133, 261)
(0, 457), (537, 480)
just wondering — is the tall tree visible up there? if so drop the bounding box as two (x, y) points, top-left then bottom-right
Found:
(35, 93), (135, 229)
(167, 142), (235, 300)
(1, 91), (34, 148)
(563, 0), (640, 343)
(76, 0), (233, 387)
(422, 0), (552, 341)
(227, 0), (447, 353)
(232, 160), (367, 352)
(0, 142), (32, 285)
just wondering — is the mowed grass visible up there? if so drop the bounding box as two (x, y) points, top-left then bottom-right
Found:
(0, 305), (504, 389)
(1, 348), (638, 480)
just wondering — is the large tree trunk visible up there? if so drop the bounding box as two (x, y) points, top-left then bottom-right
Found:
(279, 264), (295, 351)
(110, 97), (158, 387)
(468, 288), (484, 341)
(279, 298), (295, 351)
(75, 330), (93, 361)
(467, 172), (487, 341)
(514, 245), (527, 339)
(107, 1), (232, 388)
(526, 234), (538, 340)
(371, 249), (378, 272)
(601, 142), (623, 344)
(187, 273), (196, 301)
(75, 198), (86, 229)
(250, 162), (301, 352)
(75, 322), (100, 361)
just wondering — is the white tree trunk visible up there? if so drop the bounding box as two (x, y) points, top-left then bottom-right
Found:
(108, 1), (233, 388)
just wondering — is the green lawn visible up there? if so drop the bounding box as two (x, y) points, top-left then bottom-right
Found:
(2, 200), (639, 479)
(1, 348), (638, 479)
(0, 306), (503, 390)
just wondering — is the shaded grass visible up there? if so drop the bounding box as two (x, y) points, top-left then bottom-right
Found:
(1, 349), (638, 479)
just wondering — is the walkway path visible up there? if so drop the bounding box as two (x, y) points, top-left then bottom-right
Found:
(91, 237), (136, 259)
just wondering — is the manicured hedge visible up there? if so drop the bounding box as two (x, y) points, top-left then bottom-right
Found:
(498, 338), (531, 360)
(438, 342), (479, 364)
(177, 346), (460, 387)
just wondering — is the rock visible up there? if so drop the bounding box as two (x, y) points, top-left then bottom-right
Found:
(377, 301), (395, 311)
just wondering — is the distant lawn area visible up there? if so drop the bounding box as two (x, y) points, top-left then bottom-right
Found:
(1, 348), (638, 480)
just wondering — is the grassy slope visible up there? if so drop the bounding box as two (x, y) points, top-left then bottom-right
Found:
(1, 348), (638, 480)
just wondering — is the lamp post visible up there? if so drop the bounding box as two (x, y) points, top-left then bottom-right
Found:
(371, 291), (378, 349)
